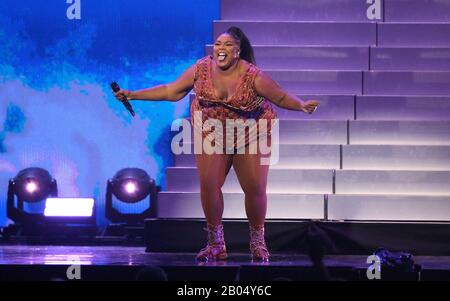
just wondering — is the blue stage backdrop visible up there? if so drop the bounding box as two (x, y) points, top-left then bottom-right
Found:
(0, 0), (220, 226)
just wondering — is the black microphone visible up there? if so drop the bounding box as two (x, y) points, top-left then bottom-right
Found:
(110, 81), (135, 117)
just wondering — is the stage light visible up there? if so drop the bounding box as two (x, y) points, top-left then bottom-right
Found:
(125, 181), (138, 194)
(105, 168), (158, 224)
(26, 182), (38, 194)
(44, 198), (94, 217)
(41, 197), (97, 236)
(7, 167), (58, 224)
(5, 168), (97, 240)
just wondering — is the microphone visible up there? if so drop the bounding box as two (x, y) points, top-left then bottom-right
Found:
(110, 81), (135, 117)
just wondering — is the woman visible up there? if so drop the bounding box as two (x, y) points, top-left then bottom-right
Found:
(115, 27), (320, 262)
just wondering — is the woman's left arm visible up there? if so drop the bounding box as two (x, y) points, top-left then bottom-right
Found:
(254, 71), (319, 113)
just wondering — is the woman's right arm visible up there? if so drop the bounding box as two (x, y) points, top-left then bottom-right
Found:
(114, 65), (195, 102)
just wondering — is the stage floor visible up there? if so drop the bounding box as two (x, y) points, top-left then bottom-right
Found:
(1, 245), (450, 281)
(0, 245), (449, 268)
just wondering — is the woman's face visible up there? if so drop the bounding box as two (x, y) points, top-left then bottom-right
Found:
(213, 33), (240, 69)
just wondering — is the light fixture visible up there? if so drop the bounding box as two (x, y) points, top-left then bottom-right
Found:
(41, 197), (97, 237)
(6, 168), (96, 240)
(44, 197), (94, 217)
(7, 167), (58, 224)
(105, 168), (158, 224)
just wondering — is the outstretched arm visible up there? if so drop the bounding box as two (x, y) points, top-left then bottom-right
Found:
(254, 71), (319, 113)
(114, 65), (195, 102)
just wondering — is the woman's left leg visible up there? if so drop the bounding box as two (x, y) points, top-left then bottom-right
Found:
(233, 153), (269, 226)
(232, 141), (271, 261)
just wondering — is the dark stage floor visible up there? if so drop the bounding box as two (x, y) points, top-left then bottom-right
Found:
(1, 245), (450, 281)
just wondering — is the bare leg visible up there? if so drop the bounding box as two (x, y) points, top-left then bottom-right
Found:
(195, 152), (233, 261)
(232, 138), (271, 261)
(195, 153), (233, 226)
(232, 143), (270, 227)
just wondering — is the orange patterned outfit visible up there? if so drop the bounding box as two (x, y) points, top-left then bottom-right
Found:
(190, 56), (277, 152)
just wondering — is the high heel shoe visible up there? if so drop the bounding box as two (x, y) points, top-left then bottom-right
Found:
(249, 225), (270, 262)
(196, 223), (228, 262)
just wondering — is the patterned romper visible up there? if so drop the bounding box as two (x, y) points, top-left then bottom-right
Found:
(190, 56), (278, 153)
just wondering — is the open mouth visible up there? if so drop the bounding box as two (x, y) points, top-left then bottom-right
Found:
(217, 52), (227, 62)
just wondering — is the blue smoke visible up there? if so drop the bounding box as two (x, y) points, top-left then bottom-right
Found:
(0, 0), (219, 226)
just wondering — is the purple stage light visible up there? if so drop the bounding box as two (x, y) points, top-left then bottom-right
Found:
(106, 168), (157, 223)
(26, 181), (38, 193)
(44, 198), (94, 217)
(125, 182), (137, 194)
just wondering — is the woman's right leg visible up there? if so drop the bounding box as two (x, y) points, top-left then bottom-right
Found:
(195, 152), (233, 261)
(195, 152), (233, 226)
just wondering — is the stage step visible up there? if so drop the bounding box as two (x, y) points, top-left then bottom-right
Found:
(206, 45), (450, 72)
(174, 144), (341, 169)
(363, 71), (450, 95)
(214, 21), (376, 46)
(189, 94), (450, 121)
(335, 170), (450, 195)
(166, 167), (334, 193)
(145, 219), (450, 255)
(221, 0), (450, 23)
(214, 22), (450, 48)
(384, 0), (450, 22)
(173, 144), (450, 171)
(356, 96), (450, 121)
(189, 70), (450, 96)
(189, 93), (355, 120)
(349, 121), (450, 145)
(221, 0), (378, 22)
(274, 94), (355, 120)
(328, 194), (450, 221)
(269, 70), (450, 96)
(265, 70), (362, 94)
(157, 192), (324, 219)
(378, 23), (450, 47)
(342, 145), (450, 171)
(205, 45), (369, 70)
(371, 47), (450, 71)
(180, 119), (349, 144)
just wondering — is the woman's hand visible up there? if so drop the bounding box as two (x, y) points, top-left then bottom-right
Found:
(114, 89), (131, 102)
(301, 100), (320, 114)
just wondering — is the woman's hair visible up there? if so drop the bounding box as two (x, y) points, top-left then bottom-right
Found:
(225, 26), (256, 65)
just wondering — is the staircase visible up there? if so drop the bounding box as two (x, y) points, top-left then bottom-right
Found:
(156, 0), (450, 224)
